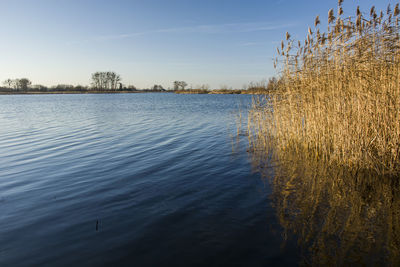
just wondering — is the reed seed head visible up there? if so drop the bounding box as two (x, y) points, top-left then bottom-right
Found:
(339, 7), (343, 16)
(315, 15), (320, 27)
(370, 6), (375, 17)
(395, 4), (400, 16)
(338, 0), (343, 7)
(328, 9), (336, 23)
(286, 32), (291, 40)
(321, 35), (326, 45)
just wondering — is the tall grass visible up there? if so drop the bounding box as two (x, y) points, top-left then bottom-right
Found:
(249, 1), (400, 176)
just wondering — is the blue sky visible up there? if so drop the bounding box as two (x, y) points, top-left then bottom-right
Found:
(0, 0), (396, 89)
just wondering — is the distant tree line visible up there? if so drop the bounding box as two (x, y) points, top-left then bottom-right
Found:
(0, 74), (280, 94)
(0, 71), (139, 92)
(2, 78), (32, 90)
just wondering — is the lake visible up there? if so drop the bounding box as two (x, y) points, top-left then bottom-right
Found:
(0, 93), (299, 266)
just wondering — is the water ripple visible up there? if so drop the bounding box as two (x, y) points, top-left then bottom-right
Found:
(0, 94), (296, 266)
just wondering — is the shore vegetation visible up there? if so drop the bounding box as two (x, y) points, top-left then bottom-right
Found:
(246, 2), (400, 264)
(174, 78), (280, 94)
(248, 1), (400, 176)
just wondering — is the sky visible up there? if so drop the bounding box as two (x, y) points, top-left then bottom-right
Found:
(0, 0), (396, 89)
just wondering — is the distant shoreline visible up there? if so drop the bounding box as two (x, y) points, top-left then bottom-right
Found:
(0, 90), (269, 95)
(174, 89), (267, 95)
(0, 90), (167, 95)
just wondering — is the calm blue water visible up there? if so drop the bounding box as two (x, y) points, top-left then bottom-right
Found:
(0, 93), (298, 266)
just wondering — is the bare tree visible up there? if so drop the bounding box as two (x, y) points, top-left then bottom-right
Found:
(173, 81), (180, 90)
(91, 71), (122, 90)
(91, 72), (101, 89)
(2, 79), (13, 88)
(173, 81), (188, 90)
(18, 78), (31, 90)
(180, 81), (188, 90)
(152, 84), (164, 91)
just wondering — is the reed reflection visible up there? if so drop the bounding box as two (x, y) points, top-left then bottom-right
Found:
(250, 146), (400, 266)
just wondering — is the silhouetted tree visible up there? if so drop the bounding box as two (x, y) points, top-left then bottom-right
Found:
(151, 84), (164, 91)
(127, 85), (137, 91)
(91, 71), (121, 90)
(173, 81), (179, 90)
(18, 78), (31, 90)
(173, 81), (188, 90)
(2, 79), (13, 88)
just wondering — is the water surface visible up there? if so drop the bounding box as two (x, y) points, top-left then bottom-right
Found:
(0, 93), (298, 266)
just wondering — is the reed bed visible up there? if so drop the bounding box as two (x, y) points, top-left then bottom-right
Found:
(249, 1), (400, 176)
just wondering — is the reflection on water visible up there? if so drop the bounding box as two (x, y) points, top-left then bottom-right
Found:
(250, 146), (400, 266)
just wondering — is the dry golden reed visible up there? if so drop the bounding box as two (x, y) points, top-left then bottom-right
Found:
(249, 1), (400, 176)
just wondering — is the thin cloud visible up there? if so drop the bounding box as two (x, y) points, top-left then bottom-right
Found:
(66, 21), (295, 45)
(95, 22), (295, 41)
